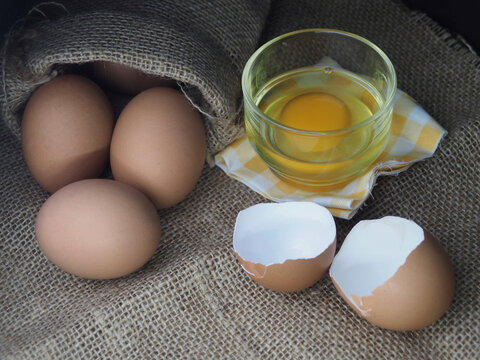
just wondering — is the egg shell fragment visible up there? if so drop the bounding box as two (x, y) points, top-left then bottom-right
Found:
(330, 216), (455, 331)
(233, 202), (336, 292)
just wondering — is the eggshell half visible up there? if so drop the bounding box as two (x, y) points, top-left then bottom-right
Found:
(233, 202), (336, 292)
(236, 242), (336, 292)
(330, 216), (455, 331)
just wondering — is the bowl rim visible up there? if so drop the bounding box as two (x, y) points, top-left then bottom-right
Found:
(241, 28), (397, 135)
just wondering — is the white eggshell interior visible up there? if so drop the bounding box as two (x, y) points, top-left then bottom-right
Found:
(329, 216), (424, 313)
(233, 202), (336, 266)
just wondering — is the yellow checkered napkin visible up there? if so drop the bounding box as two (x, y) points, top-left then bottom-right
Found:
(215, 91), (446, 219)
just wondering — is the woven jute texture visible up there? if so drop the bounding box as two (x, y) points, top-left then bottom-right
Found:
(1, 0), (479, 358)
(0, 0), (271, 159)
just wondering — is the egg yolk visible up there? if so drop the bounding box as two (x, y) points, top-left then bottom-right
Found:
(280, 92), (351, 131)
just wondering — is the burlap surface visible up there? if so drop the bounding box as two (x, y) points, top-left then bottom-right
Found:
(1, 0), (479, 358)
(0, 0), (271, 160)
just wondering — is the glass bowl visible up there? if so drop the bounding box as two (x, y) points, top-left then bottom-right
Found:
(242, 29), (397, 188)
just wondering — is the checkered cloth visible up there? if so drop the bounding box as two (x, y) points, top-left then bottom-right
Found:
(215, 91), (446, 219)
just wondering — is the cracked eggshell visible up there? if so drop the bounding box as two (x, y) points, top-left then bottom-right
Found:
(330, 216), (455, 331)
(233, 202), (336, 292)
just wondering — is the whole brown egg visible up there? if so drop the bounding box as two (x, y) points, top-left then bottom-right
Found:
(35, 179), (162, 279)
(22, 75), (114, 193)
(110, 87), (206, 209)
(91, 61), (175, 95)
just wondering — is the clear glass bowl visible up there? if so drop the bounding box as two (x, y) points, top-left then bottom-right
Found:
(242, 29), (397, 188)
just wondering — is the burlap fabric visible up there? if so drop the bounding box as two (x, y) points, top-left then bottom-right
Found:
(1, 0), (271, 159)
(1, 0), (479, 358)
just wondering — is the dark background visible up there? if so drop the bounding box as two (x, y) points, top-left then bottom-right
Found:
(402, 0), (479, 52)
(1, 0), (479, 52)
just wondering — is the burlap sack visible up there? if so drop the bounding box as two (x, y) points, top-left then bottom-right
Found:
(1, 0), (479, 358)
(0, 0), (271, 160)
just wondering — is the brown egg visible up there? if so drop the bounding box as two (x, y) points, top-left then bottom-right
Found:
(35, 179), (161, 279)
(233, 202), (337, 292)
(330, 216), (455, 331)
(22, 75), (114, 193)
(91, 61), (175, 95)
(110, 87), (206, 209)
